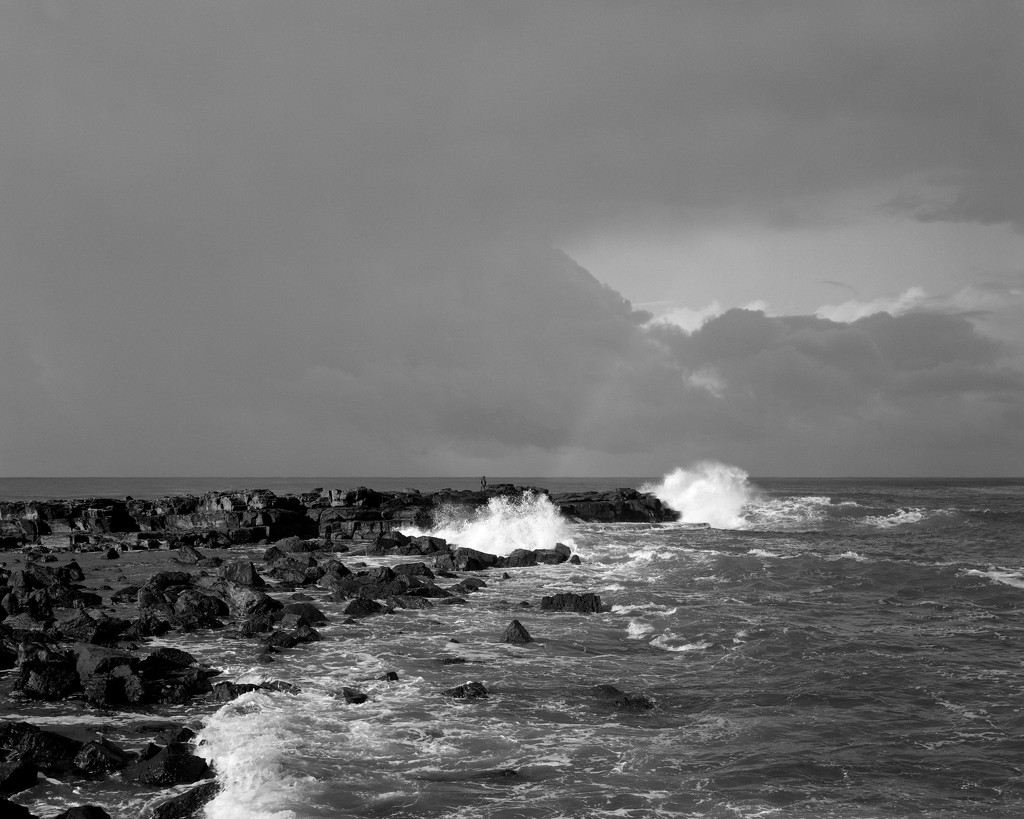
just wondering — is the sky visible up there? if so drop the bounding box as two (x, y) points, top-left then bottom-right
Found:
(1, 1), (1022, 478)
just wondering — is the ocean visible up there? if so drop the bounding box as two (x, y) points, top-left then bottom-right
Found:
(4, 468), (1024, 818)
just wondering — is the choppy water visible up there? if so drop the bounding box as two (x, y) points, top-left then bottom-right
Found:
(6, 472), (1024, 818)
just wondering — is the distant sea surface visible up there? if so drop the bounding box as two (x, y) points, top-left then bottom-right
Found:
(7, 474), (1024, 818)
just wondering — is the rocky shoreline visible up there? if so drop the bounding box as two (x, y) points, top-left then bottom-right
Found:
(0, 485), (675, 818)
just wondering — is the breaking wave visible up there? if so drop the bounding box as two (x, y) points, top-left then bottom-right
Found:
(642, 462), (755, 529)
(402, 490), (575, 556)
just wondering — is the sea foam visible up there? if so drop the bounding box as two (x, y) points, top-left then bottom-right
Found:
(401, 490), (574, 556)
(642, 462), (754, 529)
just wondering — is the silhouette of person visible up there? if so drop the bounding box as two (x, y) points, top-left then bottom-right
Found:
(480, 476), (487, 490)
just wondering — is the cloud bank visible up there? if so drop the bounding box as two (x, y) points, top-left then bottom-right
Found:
(1, 2), (1021, 476)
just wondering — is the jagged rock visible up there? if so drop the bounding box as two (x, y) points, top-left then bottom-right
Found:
(276, 602), (327, 626)
(152, 726), (196, 746)
(442, 681), (489, 699)
(72, 738), (133, 776)
(74, 643), (144, 705)
(122, 742), (212, 786)
(500, 619), (533, 644)
(14, 650), (81, 700)
(210, 681), (263, 702)
(540, 592), (602, 613)
(435, 547), (498, 573)
(0, 721), (83, 774)
(219, 582), (282, 619)
(0, 753), (37, 796)
(391, 561), (435, 579)
(340, 687), (367, 704)
(343, 598), (388, 618)
(448, 578), (487, 596)
(378, 671), (399, 681)
(218, 561), (266, 588)
(176, 544), (205, 565)
(149, 780), (220, 819)
(386, 595), (434, 609)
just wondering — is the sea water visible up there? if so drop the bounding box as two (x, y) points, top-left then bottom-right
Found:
(5, 468), (1024, 818)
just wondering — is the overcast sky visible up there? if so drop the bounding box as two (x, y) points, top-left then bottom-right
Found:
(2, 1), (1022, 477)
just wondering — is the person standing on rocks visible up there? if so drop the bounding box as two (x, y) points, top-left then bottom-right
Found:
(480, 476), (487, 491)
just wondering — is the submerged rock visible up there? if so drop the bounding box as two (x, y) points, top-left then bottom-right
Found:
(589, 684), (654, 710)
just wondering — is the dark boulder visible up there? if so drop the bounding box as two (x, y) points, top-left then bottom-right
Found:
(448, 578), (487, 596)
(122, 742), (212, 786)
(500, 619), (533, 644)
(14, 647), (81, 701)
(219, 582), (282, 619)
(340, 687), (368, 704)
(540, 592), (602, 614)
(0, 721), (83, 775)
(176, 545), (205, 565)
(589, 684), (655, 710)
(0, 797), (34, 818)
(74, 643), (144, 705)
(149, 781), (220, 819)
(435, 547), (498, 572)
(54, 807), (112, 819)
(218, 561), (266, 589)
(0, 753), (37, 796)
(72, 738), (133, 776)
(442, 681), (489, 699)
(277, 602), (328, 626)
(342, 598), (388, 618)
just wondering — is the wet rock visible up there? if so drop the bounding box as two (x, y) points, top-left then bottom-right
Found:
(237, 613), (277, 636)
(210, 681), (263, 702)
(500, 619), (533, 644)
(540, 592), (602, 613)
(54, 807), (113, 819)
(176, 544), (205, 565)
(0, 753), (37, 796)
(74, 643), (145, 705)
(442, 681), (489, 699)
(277, 602), (328, 626)
(553, 489), (677, 523)
(340, 686), (368, 704)
(435, 547), (498, 573)
(589, 684), (654, 710)
(448, 578), (487, 596)
(14, 647), (81, 700)
(72, 738), (133, 776)
(138, 648), (217, 705)
(378, 670), (399, 681)
(0, 797), (34, 818)
(149, 780), (220, 819)
(152, 726), (196, 746)
(342, 598), (388, 618)
(219, 581), (282, 619)
(0, 721), (83, 775)
(122, 742), (212, 786)
(217, 561), (266, 589)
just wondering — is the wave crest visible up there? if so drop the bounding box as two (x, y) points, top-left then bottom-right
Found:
(642, 462), (754, 529)
(403, 490), (574, 556)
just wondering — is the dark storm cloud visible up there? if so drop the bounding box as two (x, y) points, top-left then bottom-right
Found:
(1, 1), (1021, 475)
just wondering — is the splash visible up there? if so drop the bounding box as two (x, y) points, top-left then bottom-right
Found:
(403, 490), (574, 556)
(642, 462), (754, 529)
